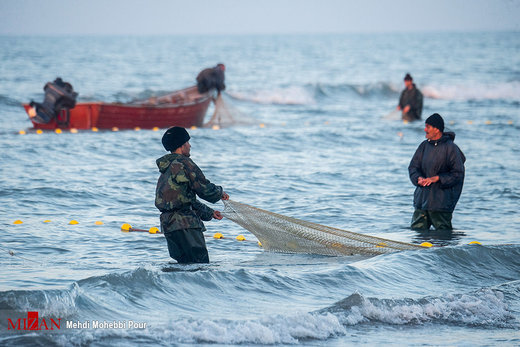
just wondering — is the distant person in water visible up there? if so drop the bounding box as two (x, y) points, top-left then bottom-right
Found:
(196, 63), (226, 96)
(397, 73), (423, 122)
(408, 113), (465, 231)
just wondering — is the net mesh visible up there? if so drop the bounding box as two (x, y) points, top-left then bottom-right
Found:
(204, 93), (259, 128)
(222, 200), (423, 256)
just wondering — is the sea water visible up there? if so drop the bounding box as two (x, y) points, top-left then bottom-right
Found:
(0, 32), (519, 346)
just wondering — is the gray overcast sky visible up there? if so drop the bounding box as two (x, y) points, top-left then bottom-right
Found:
(1, 0), (519, 35)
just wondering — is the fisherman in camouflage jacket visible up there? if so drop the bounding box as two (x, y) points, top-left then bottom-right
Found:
(155, 127), (229, 263)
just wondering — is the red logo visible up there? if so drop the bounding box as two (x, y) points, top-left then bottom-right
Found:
(7, 311), (61, 331)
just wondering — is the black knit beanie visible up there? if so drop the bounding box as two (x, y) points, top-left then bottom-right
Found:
(404, 73), (413, 81)
(161, 126), (190, 152)
(425, 113), (444, 132)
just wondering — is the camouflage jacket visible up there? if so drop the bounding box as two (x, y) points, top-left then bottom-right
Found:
(155, 153), (223, 232)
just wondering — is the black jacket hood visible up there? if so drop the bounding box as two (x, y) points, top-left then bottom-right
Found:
(427, 131), (456, 146)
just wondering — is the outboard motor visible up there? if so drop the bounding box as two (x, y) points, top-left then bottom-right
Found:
(29, 77), (78, 124)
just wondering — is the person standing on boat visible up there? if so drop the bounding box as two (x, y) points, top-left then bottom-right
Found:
(155, 126), (229, 263)
(408, 113), (465, 231)
(196, 63), (226, 96)
(397, 73), (423, 122)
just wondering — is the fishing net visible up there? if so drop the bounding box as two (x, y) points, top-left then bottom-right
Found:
(383, 109), (402, 120)
(222, 200), (423, 256)
(204, 93), (259, 128)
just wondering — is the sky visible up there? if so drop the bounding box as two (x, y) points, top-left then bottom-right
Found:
(0, 0), (519, 35)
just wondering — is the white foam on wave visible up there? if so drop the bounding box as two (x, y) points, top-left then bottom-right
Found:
(9, 286), (516, 345)
(162, 311), (345, 344)
(339, 289), (514, 327)
(422, 81), (520, 101)
(59, 311), (345, 345)
(228, 86), (315, 105)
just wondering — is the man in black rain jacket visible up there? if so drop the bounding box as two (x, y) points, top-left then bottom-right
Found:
(408, 113), (465, 230)
(398, 73), (423, 122)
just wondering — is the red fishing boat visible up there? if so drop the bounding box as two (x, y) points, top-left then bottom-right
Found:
(23, 78), (213, 130)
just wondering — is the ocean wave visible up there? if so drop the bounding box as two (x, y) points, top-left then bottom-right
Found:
(422, 81), (520, 101)
(0, 283), (80, 318)
(152, 311), (345, 344)
(326, 284), (519, 328)
(418, 245), (520, 282)
(227, 82), (401, 105)
(0, 261), (518, 345)
(316, 82), (401, 99)
(365, 244), (520, 293)
(0, 311), (345, 346)
(2, 283), (517, 346)
(228, 86), (316, 105)
(227, 80), (520, 105)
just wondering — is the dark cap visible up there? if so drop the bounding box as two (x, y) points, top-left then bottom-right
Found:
(425, 113), (444, 132)
(404, 73), (413, 81)
(162, 126), (190, 152)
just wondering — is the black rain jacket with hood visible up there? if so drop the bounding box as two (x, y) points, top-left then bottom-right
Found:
(408, 132), (466, 213)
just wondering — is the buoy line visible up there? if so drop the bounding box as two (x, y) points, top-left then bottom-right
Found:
(16, 119), (515, 136)
(8, 219), (484, 251)
(120, 223), (261, 246)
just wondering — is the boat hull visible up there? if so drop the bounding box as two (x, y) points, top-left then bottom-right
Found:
(23, 86), (212, 130)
